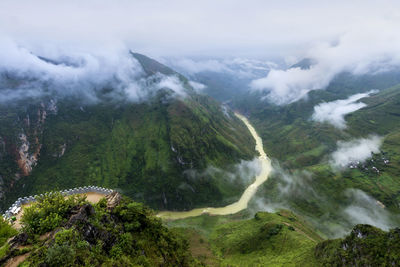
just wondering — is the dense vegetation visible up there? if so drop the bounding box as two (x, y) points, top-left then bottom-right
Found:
(167, 209), (400, 266)
(2, 54), (400, 265)
(2, 193), (400, 266)
(228, 74), (400, 236)
(166, 210), (321, 266)
(0, 193), (197, 266)
(315, 224), (400, 266)
(0, 217), (17, 259)
(209, 211), (322, 266)
(0, 53), (256, 212)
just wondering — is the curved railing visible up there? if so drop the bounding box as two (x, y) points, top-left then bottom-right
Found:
(2, 186), (113, 220)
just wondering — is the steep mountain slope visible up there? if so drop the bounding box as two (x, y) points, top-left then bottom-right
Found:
(315, 224), (400, 266)
(0, 53), (256, 212)
(234, 70), (400, 168)
(2, 192), (399, 266)
(0, 193), (197, 266)
(231, 75), (400, 236)
(166, 208), (400, 266)
(209, 211), (322, 266)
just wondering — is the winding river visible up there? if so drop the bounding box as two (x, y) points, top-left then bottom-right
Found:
(157, 113), (272, 220)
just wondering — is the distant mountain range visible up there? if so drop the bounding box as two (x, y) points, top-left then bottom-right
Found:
(1, 55), (400, 266)
(0, 53), (256, 212)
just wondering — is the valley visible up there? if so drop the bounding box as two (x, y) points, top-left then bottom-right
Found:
(1, 53), (400, 266)
(158, 112), (272, 219)
(0, 54), (257, 212)
(2, 3), (400, 263)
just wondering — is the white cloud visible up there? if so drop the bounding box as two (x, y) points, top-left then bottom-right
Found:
(251, 66), (330, 104)
(251, 160), (397, 237)
(170, 59), (230, 74)
(0, 38), (190, 103)
(312, 90), (377, 129)
(2, 0), (400, 104)
(188, 81), (206, 92)
(155, 75), (187, 97)
(342, 189), (395, 231)
(167, 58), (274, 80)
(271, 161), (317, 198)
(330, 136), (383, 169)
(2, 0), (399, 59)
(250, 15), (400, 104)
(184, 158), (262, 189)
(0, 0), (360, 58)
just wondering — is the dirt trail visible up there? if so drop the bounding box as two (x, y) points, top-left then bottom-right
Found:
(157, 113), (272, 220)
(5, 253), (30, 267)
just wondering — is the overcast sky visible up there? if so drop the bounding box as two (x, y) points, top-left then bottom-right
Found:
(1, 0), (399, 59)
(2, 0), (400, 104)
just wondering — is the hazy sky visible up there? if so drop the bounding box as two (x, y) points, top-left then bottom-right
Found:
(2, 0), (400, 104)
(1, 0), (399, 59)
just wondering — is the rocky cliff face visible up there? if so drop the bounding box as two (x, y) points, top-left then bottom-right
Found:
(15, 100), (58, 176)
(0, 99), (58, 204)
(0, 53), (256, 212)
(16, 133), (39, 176)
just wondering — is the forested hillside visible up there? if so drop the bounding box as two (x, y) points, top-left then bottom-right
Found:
(228, 74), (400, 236)
(0, 53), (256, 212)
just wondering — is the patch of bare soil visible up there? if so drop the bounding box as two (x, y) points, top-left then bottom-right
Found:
(5, 253), (30, 267)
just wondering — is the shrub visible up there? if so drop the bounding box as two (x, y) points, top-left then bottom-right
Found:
(21, 193), (86, 235)
(16, 196), (195, 266)
(0, 217), (17, 246)
(45, 244), (76, 266)
(54, 228), (80, 245)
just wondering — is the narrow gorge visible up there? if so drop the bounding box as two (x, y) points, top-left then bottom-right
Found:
(157, 113), (272, 220)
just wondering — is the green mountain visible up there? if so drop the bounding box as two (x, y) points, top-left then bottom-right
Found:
(0, 192), (197, 266)
(230, 74), (400, 236)
(315, 224), (400, 266)
(164, 208), (400, 266)
(0, 53), (256, 212)
(2, 55), (400, 266)
(2, 192), (399, 267)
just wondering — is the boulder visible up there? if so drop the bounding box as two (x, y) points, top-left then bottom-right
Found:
(105, 191), (121, 210)
(66, 204), (95, 227)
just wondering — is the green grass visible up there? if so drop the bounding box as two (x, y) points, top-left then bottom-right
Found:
(209, 211), (320, 267)
(221, 81), (400, 238)
(0, 218), (17, 247)
(0, 243), (10, 259)
(166, 210), (323, 266)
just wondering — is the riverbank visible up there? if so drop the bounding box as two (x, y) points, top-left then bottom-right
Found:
(157, 113), (272, 220)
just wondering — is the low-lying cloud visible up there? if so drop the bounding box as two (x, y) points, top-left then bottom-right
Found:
(183, 158), (262, 193)
(188, 81), (206, 92)
(271, 161), (318, 199)
(167, 58), (275, 78)
(2, 1), (400, 105)
(251, 66), (329, 104)
(251, 160), (323, 215)
(252, 160), (397, 238)
(0, 39), (188, 104)
(343, 189), (395, 231)
(330, 135), (383, 169)
(250, 17), (400, 104)
(312, 90), (377, 129)
(168, 59), (231, 74)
